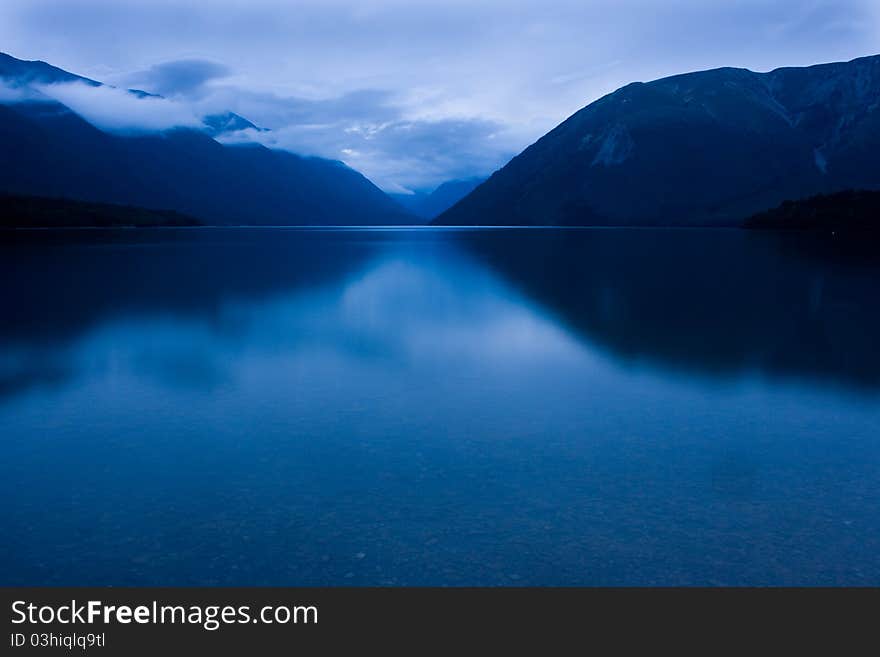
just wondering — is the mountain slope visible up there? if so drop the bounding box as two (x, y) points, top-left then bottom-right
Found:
(0, 53), (413, 225)
(435, 55), (880, 226)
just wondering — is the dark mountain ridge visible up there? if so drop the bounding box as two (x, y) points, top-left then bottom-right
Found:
(436, 55), (880, 226)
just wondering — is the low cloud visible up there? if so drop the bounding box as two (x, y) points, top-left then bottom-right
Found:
(122, 59), (230, 98)
(6, 70), (513, 190)
(212, 88), (517, 190)
(35, 81), (204, 133)
(0, 80), (39, 102)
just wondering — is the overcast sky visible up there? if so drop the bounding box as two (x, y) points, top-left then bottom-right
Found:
(2, 0), (878, 191)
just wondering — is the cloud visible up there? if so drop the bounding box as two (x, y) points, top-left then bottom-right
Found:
(211, 89), (518, 190)
(35, 81), (204, 133)
(7, 68), (514, 189)
(323, 118), (518, 192)
(122, 59), (230, 98)
(0, 80), (40, 102)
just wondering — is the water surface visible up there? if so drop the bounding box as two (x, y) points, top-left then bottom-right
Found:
(1, 227), (878, 585)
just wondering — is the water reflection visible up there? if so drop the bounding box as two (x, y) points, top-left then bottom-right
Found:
(1, 228), (879, 586)
(454, 228), (880, 390)
(4, 228), (880, 398)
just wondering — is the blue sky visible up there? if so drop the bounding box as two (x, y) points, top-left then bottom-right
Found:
(2, 0), (878, 191)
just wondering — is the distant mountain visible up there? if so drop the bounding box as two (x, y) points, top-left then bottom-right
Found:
(0, 53), (413, 225)
(202, 112), (266, 138)
(745, 190), (880, 231)
(0, 194), (201, 228)
(392, 177), (485, 220)
(436, 55), (880, 226)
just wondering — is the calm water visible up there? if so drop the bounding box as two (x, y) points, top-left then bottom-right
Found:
(1, 227), (879, 586)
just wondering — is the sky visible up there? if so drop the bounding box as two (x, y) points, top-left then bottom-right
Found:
(2, 0), (878, 192)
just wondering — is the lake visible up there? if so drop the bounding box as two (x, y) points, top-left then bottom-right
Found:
(1, 227), (878, 585)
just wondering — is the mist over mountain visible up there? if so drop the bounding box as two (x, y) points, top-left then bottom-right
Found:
(0, 53), (412, 225)
(436, 55), (880, 227)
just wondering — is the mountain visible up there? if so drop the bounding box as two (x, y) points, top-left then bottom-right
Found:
(435, 55), (880, 226)
(0, 194), (201, 228)
(392, 177), (485, 220)
(0, 53), (413, 225)
(0, 52), (100, 87)
(0, 52), (157, 99)
(745, 190), (880, 231)
(202, 112), (266, 138)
